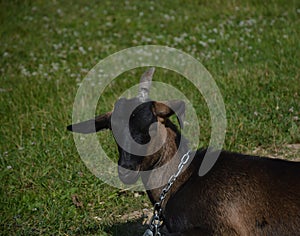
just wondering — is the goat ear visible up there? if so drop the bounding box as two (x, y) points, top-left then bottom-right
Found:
(152, 100), (185, 128)
(67, 112), (111, 134)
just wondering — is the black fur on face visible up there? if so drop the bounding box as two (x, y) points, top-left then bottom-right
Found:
(111, 98), (158, 184)
(67, 96), (186, 185)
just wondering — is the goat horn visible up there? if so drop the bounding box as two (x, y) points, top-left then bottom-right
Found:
(138, 67), (155, 102)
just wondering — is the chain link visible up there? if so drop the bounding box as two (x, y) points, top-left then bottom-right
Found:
(143, 150), (191, 236)
(159, 150), (191, 203)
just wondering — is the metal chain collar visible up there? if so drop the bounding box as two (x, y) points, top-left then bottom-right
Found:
(143, 150), (192, 236)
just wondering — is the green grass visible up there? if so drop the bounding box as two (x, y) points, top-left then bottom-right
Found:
(1, 0), (299, 235)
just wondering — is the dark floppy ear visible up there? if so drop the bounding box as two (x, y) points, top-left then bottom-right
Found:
(67, 112), (111, 134)
(152, 100), (185, 128)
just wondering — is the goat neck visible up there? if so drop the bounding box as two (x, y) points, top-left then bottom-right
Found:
(140, 119), (193, 206)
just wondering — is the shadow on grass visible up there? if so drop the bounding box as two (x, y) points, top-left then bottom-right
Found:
(104, 217), (148, 236)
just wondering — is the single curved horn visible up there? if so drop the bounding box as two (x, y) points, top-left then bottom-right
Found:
(138, 67), (155, 102)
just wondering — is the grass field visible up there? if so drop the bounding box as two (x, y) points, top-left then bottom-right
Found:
(1, 0), (299, 235)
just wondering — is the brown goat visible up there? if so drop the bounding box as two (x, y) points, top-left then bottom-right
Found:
(67, 68), (300, 235)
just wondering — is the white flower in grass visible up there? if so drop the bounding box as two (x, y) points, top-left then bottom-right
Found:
(270, 19), (275, 26)
(20, 65), (30, 77)
(164, 14), (174, 21)
(208, 38), (216, 44)
(51, 63), (59, 71)
(57, 9), (63, 16)
(43, 16), (49, 22)
(79, 46), (86, 55)
(105, 22), (113, 27)
(174, 37), (183, 43)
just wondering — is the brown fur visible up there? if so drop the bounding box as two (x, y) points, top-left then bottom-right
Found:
(67, 99), (300, 235)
